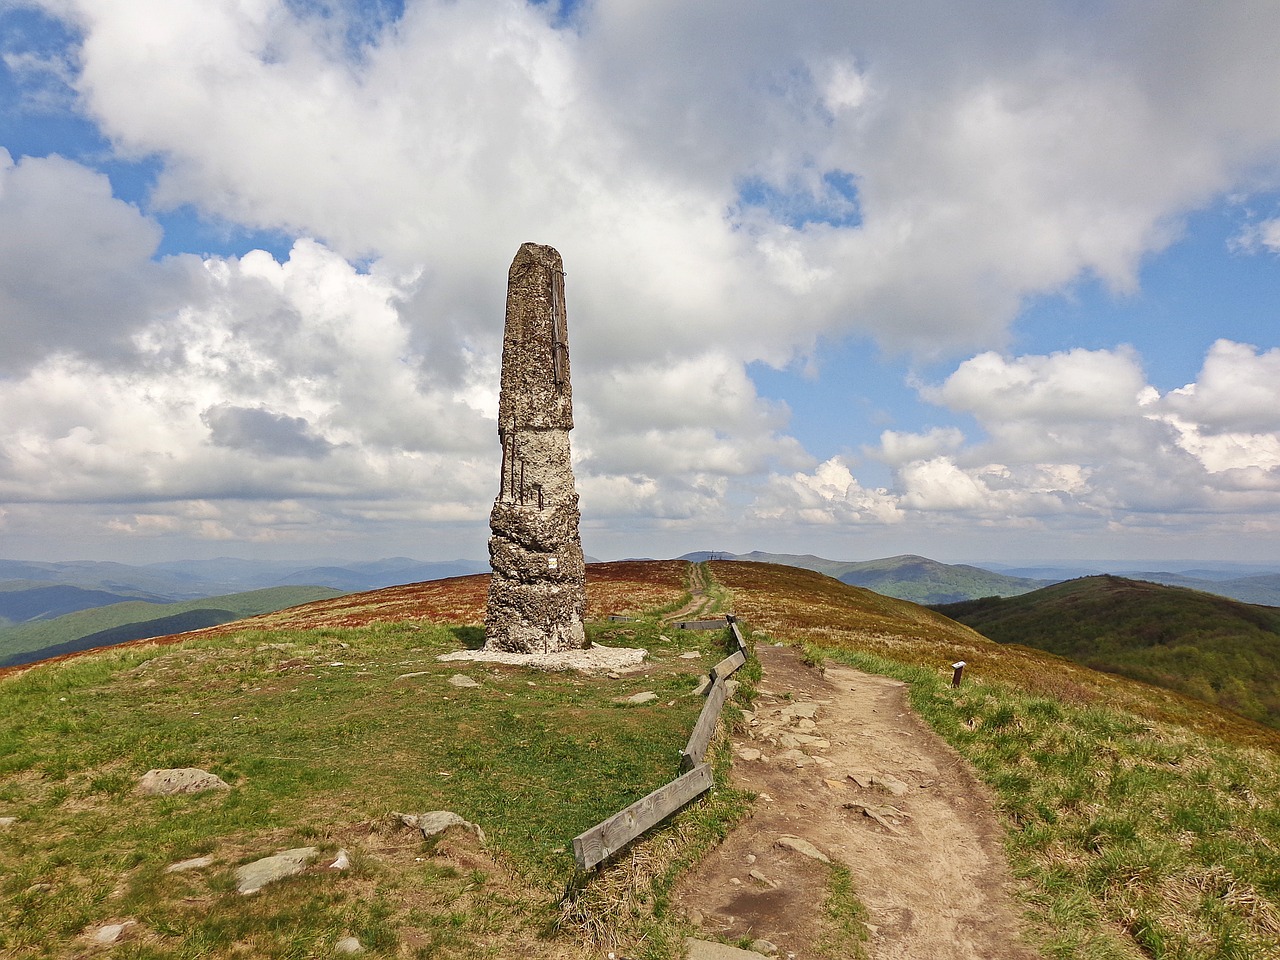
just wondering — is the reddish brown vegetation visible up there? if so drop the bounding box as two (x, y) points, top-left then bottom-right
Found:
(583, 559), (689, 618)
(1, 561), (692, 679)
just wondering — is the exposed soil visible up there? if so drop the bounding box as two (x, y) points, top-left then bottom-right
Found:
(664, 563), (716, 623)
(674, 643), (1041, 959)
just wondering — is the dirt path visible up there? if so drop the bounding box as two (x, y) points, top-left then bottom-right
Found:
(675, 643), (1040, 959)
(663, 562), (716, 623)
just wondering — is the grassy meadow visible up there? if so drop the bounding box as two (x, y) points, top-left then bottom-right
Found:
(0, 562), (752, 959)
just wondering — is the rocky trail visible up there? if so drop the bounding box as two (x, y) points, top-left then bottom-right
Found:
(676, 643), (1040, 960)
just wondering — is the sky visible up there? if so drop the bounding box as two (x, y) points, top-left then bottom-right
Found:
(2, 0), (1280, 567)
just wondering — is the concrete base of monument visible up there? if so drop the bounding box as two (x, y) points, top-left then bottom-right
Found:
(436, 643), (647, 673)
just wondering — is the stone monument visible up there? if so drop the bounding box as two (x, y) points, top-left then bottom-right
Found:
(484, 242), (587, 653)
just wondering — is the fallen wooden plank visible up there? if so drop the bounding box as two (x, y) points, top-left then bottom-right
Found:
(573, 763), (714, 870)
(728, 620), (747, 652)
(676, 619), (727, 630)
(710, 649), (746, 681)
(681, 678), (728, 771)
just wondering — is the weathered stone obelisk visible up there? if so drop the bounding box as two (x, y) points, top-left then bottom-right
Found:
(484, 242), (587, 653)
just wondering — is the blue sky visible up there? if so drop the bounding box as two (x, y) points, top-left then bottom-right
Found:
(2, 0), (1280, 566)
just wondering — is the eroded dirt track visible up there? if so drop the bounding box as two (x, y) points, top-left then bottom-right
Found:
(675, 643), (1041, 959)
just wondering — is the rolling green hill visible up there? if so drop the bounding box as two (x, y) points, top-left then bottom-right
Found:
(935, 575), (1280, 727)
(0, 586), (345, 668)
(0, 583), (170, 627)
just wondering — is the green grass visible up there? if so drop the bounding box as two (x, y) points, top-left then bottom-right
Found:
(0, 605), (752, 958)
(818, 862), (870, 958)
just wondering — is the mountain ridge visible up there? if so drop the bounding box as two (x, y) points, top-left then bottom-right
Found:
(934, 574), (1280, 727)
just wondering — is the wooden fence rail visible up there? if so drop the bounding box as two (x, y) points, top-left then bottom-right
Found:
(572, 615), (750, 870)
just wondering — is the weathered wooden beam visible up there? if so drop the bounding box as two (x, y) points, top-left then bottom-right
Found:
(573, 763), (714, 870)
(676, 619), (727, 630)
(710, 649), (746, 682)
(728, 619), (747, 653)
(681, 678), (728, 772)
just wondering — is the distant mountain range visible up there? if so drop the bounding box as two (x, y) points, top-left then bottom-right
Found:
(0, 557), (486, 669)
(681, 551), (1052, 604)
(680, 551), (1280, 606)
(7, 549), (1280, 671)
(0, 585), (344, 669)
(934, 576), (1280, 728)
(0, 556), (488, 604)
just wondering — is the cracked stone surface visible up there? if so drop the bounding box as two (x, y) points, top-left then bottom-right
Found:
(484, 243), (586, 654)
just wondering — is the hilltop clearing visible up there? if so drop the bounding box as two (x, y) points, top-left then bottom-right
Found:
(935, 575), (1280, 727)
(685, 550), (1280, 606)
(3, 560), (1279, 959)
(1113, 570), (1280, 607)
(1, 561), (746, 959)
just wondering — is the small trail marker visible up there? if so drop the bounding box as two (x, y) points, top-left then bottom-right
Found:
(951, 661), (966, 688)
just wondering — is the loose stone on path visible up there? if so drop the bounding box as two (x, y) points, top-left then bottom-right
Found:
(685, 938), (772, 960)
(775, 835), (830, 863)
(393, 810), (486, 844)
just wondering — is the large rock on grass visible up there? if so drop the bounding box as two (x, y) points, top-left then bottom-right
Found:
(235, 847), (320, 895)
(135, 768), (230, 796)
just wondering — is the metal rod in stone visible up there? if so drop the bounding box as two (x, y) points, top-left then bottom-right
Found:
(498, 428), (508, 498)
(551, 268), (568, 391)
(508, 426), (518, 501)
